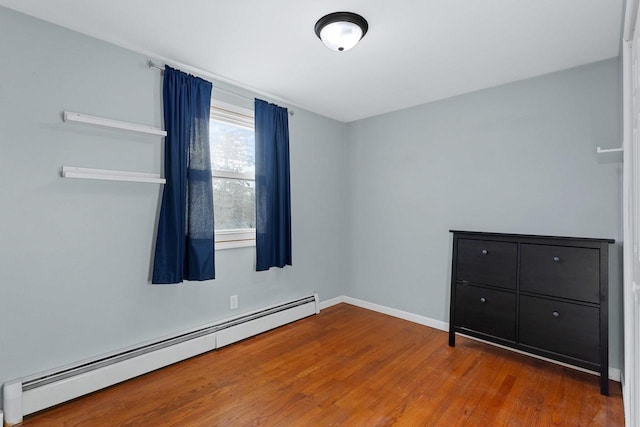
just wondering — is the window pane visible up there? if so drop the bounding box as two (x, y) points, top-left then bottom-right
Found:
(213, 178), (255, 230)
(210, 119), (255, 175)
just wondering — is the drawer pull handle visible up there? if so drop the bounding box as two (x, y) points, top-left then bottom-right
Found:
(552, 311), (560, 317)
(481, 249), (488, 255)
(480, 297), (487, 303)
(553, 256), (561, 262)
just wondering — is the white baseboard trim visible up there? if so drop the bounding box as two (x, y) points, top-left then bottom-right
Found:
(610, 368), (622, 382)
(460, 333), (622, 382)
(341, 296), (449, 332)
(318, 296), (344, 310)
(320, 295), (621, 382)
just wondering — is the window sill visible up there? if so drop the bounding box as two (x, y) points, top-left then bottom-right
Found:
(215, 228), (255, 250)
(215, 239), (255, 250)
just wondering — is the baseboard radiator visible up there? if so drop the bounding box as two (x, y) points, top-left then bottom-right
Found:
(3, 294), (319, 425)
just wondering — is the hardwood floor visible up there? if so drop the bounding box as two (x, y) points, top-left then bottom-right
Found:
(20, 303), (624, 426)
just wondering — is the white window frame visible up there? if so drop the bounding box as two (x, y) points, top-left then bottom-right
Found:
(210, 100), (256, 250)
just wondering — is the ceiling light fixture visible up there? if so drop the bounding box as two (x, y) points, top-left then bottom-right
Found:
(314, 12), (368, 52)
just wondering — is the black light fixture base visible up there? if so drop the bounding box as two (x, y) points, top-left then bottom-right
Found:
(314, 11), (369, 41)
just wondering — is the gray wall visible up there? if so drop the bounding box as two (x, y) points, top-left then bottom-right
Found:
(0, 7), (346, 407)
(345, 58), (623, 369)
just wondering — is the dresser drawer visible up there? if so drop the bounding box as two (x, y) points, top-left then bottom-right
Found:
(520, 244), (600, 303)
(455, 283), (516, 341)
(519, 295), (599, 363)
(456, 239), (517, 289)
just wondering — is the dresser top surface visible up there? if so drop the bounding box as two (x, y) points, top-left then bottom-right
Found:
(449, 230), (615, 244)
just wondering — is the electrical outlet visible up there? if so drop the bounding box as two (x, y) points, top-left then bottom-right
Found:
(230, 294), (238, 310)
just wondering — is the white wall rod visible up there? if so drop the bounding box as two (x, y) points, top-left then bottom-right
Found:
(62, 166), (166, 184)
(147, 60), (294, 116)
(63, 111), (167, 137)
(597, 146), (624, 154)
(147, 60), (253, 102)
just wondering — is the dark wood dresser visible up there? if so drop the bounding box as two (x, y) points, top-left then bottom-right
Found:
(448, 230), (614, 395)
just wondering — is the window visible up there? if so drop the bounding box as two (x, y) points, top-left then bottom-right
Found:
(209, 101), (256, 249)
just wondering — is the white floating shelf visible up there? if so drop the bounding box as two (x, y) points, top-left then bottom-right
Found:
(63, 111), (167, 137)
(62, 166), (166, 184)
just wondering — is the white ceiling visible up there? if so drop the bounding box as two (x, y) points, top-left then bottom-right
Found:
(0, 0), (624, 122)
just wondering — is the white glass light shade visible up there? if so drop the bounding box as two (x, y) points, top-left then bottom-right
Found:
(315, 12), (368, 52)
(319, 21), (364, 52)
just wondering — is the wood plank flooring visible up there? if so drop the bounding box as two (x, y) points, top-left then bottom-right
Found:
(20, 303), (624, 426)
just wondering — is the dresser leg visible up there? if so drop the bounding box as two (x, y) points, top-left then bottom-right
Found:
(449, 330), (455, 347)
(600, 371), (609, 396)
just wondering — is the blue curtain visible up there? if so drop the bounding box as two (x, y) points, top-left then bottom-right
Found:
(255, 99), (292, 271)
(152, 66), (215, 284)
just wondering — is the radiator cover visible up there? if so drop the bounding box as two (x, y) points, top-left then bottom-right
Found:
(3, 294), (319, 425)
